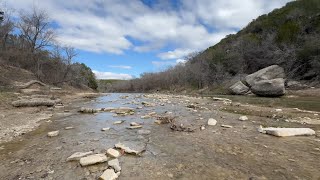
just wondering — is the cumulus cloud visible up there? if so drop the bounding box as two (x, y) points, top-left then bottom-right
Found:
(93, 70), (132, 80)
(176, 59), (187, 64)
(108, 65), (132, 69)
(5, 0), (292, 56)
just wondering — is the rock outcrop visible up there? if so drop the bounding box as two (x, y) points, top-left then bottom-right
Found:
(245, 65), (285, 87)
(251, 78), (286, 97)
(229, 81), (250, 95)
(229, 65), (286, 97)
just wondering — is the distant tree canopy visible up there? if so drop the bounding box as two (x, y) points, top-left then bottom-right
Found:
(0, 7), (97, 90)
(110, 0), (320, 93)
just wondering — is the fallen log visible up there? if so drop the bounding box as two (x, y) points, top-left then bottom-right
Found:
(17, 80), (47, 89)
(12, 98), (61, 107)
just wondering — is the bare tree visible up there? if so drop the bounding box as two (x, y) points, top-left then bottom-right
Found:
(18, 8), (54, 53)
(62, 46), (77, 80)
(17, 8), (55, 78)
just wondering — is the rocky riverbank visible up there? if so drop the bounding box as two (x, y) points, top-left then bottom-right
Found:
(0, 93), (319, 179)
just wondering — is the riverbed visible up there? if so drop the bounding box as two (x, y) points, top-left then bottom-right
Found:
(0, 93), (319, 180)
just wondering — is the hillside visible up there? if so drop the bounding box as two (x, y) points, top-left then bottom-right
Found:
(110, 0), (320, 92)
(202, 0), (320, 81)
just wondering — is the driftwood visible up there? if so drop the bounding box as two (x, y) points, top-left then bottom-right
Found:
(12, 98), (61, 107)
(17, 80), (47, 89)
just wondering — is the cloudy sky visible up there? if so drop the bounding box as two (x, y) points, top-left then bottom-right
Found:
(5, 0), (291, 79)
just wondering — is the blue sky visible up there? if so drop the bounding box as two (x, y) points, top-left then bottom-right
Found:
(5, 0), (291, 79)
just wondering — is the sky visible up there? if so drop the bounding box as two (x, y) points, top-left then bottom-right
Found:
(4, 0), (292, 79)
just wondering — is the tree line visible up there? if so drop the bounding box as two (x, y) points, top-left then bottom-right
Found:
(0, 7), (97, 89)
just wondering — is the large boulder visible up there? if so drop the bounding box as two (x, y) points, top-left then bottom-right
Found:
(245, 65), (285, 87)
(229, 81), (250, 95)
(251, 78), (285, 97)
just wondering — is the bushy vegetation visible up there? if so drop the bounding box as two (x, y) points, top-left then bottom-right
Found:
(0, 8), (97, 90)
(111, 0), (320, 92)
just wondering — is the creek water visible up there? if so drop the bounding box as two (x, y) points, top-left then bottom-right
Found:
(0, 93), (319, 180)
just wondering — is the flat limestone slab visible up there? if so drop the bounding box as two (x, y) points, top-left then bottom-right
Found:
(260, 127), (315, 137)
(47, 130), (59, 137)
(99, 169), (120, 180)
(67, 151), (93, 161)
(80, 154), (108, 166)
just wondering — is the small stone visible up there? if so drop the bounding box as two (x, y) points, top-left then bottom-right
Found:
(113, 120), (124, 125)
(126, 125), (143, 129)
(79, 154), (108, 166)
(207, 118), (217, 126)
(47, 131), (59, 137)
(239, 116), (248, 121)
(221, 125), (233, 128)
(99, 169), (119, 180)
(67, 151), (93, 161)
(137, 129), (151, 135)
(114, 143), (139, 155)
(108, 159), (121, 172)
(275, 109), (282, 112)
(106, 148), (120, 158)
(141, 115), (151, 119)
(130, 122), (140, 126)
(101, 128), (110, 131)
(65, 127), (74, 130)
(154, 120), (162, 125)
(200, 125), (205, 130)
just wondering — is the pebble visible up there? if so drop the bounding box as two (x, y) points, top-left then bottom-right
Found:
(99, 169), (120, 180)
(101, 128), (111, 131)
(108, 158), (121, 172)
(238, 116), (248, 121)
(141, 115), (151, 119)
(207, 118), (217, 126)
(275, 109), (283, 112)
(113, 121), (124, 125)
(126, 125), (142, 129)
(221, 125), (233, 128)
(47, 131), (59, 137)
(130, 122), (140, 126)
(106, 148), (120, 158)
(64, 127), (74, 130)
(200, 125), (206, 130)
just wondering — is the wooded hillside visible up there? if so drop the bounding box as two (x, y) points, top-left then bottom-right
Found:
(0, 8), (97, 90)
(111, 0), (320, 92)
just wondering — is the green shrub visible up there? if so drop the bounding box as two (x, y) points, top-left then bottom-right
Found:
(276, 21), (300, 43)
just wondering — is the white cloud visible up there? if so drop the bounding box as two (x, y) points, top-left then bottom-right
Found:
(93, 70), (132, 80)
(158, 49), (193, 60)
(176, 59), (187, 64)
(108, 65), (132, 69)
(5, 0), (292, 55)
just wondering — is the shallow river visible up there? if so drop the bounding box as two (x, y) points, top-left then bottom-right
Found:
(0, 93), (319, 180)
